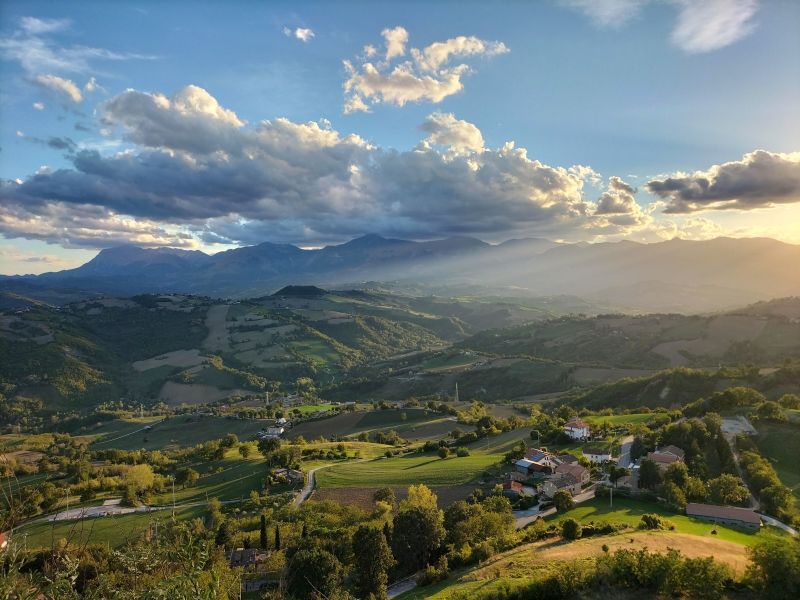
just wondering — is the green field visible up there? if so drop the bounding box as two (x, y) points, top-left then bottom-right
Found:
(545, 497), (783, 547)
(16, 505), (207, 549)
(291, 403), (336, 415)
(316, 452), (502, 488)
(754, 421), (800, 499)
(420, 352), (479, 371)
(89, 416), (271, 451)
(583, 413), (657, 427)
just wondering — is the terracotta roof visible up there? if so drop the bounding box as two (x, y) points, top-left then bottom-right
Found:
(550, 472), (580, 488)
(564, 417), (589, 428)
(555, 462), (588, 480)
(686, 503), (761, 525)
(503, 480), (523, 491)
(646, 451), (680, 465)
(659, 445), (685, 459)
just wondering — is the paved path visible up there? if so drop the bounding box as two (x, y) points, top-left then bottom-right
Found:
(617, 435), (635, 468)
(387, 575), (419, 599)
(758, 513), (798, 536)
(292, 466), (322, 507)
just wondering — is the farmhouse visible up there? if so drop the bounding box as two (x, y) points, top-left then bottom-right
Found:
(563, 417), (590, 440)
(257, 427), (284, 439)
(685, 503), (761, 532)
(541, 473), (581, 498)
(502, 480), (524, 498)
(554, 462), (590, 485)
(646, 445), (685, 470)
(273, 468), (304, 483)
(583, 447), (612, 463)
(514, 458), (536, 476)
(229, 548), (269, 569)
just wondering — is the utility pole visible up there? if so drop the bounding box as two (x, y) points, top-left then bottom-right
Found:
(454, 382), (459, 404)
(170, 475), (176, 518)
(609, 483), (613, 508)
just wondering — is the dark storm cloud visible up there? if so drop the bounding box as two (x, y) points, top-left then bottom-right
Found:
(647, 150), (800, 213)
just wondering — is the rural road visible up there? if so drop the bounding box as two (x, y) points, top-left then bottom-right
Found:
(387, 575), (419, 599)
(292, 465), (332, 507)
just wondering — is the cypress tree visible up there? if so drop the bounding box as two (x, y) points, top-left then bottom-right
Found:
(301, 522), (308, 538)
(260, 514), (267, 549)
(274, 524), (281, 550)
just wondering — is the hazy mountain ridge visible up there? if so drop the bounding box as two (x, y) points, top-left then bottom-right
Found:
(5, 235), (800, 313)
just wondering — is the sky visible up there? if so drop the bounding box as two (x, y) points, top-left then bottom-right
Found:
(1, 0), (799, 274)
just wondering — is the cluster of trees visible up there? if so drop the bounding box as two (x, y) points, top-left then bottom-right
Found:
(634, 415), (749, 510)
(736, 434), (796, 523)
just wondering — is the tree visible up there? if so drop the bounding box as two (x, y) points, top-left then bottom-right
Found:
(746, 538), (800, 600)
(392, 506), (445, 573)
(124, 464), (155, 491)
(176, 467), (199, 488)
(561, 518), (582, 540)
(638, 458), (662, 490)
(630, 436), (646, 461)
(352, 525), (394, 600)
(215, 520), (233, 548)
(238, 444), (251, 459)
(287, 547), (343, 599)
(662, 481), (687, 510)
(258, 437), (282, 458)
(778, 393), (800, 409)
(708, 474), (749, 505)
(220, 433), (238, 448)
(756, 401), (787, 422)
(553, 489), (574, 512)
(437, 446), (449, 459)
(259, 514), (268, 549)
(274, 524), (281, 550)
(400, 484), (439, 512)
(663, 461), (689, 489)
(374, 487), (396, 508)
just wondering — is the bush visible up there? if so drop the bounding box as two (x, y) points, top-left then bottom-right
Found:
(456, 446), (470, 457)
(561, 518), (582, 540)
(638, 513), (672, 530)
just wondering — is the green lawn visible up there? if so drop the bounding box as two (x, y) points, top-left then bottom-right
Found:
(754, 420), (800, 499)
(583, 413), (657, 427)
(16, 505), (206, 549)
(545, 497), (784, 547)
(316, 452), (502, 488)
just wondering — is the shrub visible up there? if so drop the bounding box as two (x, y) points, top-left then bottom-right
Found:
(456, 446), (470, 457)
(561, 518), (582, 540)
(638, 513), (672, 530)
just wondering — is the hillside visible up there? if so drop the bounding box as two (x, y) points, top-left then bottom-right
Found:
(10, 235), (800, 313)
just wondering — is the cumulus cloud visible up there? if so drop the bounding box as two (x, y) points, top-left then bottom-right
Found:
(32, 101), (45, 110)
(0, 84), (622, 248)
(382, 26), (409, 59)
(671, 0), (759, 53)
(283, 27), (315, 42)
(33, 74), (83, 103)
(418, 112), (484, 154)
(646, 150), (800, 213)
(595, 176), (637, 214)
(343, 27), (508, 113)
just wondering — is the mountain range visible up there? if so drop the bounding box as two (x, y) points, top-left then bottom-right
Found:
(3, 235), (800, 313)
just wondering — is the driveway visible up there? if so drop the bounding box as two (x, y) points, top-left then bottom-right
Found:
(617, 435), (635, 468)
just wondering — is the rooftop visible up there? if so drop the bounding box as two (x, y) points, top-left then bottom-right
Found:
(685, 503), (761, 525)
